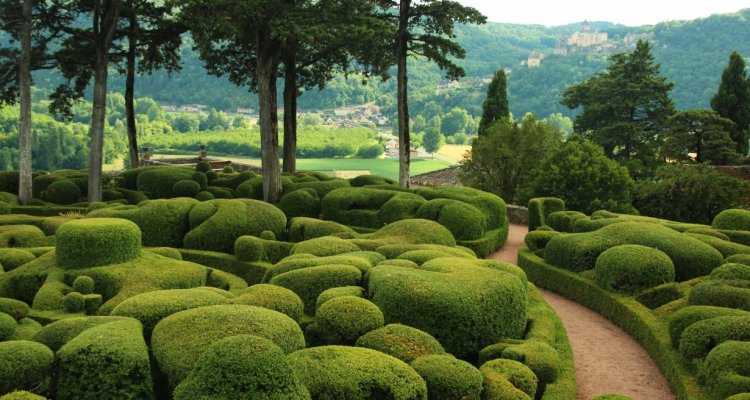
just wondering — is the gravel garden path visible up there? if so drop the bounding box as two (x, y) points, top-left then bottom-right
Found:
(488, 224), (675, 400)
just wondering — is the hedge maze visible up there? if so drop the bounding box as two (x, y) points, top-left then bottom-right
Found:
(519, 200), (750, 400)
(0, 165), (576, 399)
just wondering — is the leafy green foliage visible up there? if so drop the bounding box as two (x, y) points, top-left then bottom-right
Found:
(232, 284), (304, 322)
(410, 354), (483, 400)
(713, 209), (750, 231)
(0, 340), (54, 395)
(478, 69), (509, 135)
(479, 358), (538, 400)
(307, 296), (384, 345)
(55, 218), (141, 269)
(664, 109), (741, 164)
(355, 323), (446, 363)
(701, 341), (750, 399)
(594, 244), (675, 294)
(711, 51), (750, 155)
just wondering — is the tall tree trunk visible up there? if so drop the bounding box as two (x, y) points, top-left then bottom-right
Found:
(18, 0), (32, 205)
(88, 49), (109, 202)
(396, 0), (411, 188)
(125, 4), (139, 169)
(257, 25), (282, 203)
(282, 54), (297, 174)
(696, 135), (703, 163)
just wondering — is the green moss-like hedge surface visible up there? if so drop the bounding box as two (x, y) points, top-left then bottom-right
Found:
(518, 205), (750, 400)
(0, 170), (579, 399)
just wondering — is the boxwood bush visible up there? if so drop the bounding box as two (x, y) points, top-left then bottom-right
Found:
(288, 346), (427, 399)
(0, 298), (29, 320)
(528, 197), (565, 231)
(0, 312), (16, 340)
(287, 217), (356, 242)
(355, 324), (446, 363)
(315, 286), (365, 312)
(668, 305), (750, 348)
(279, 188), (320, 219)
(172, 180), (201, 197)
(479, 358), (538, 400)
(594, 245), (675, 294)
(135, 166), (195, 198)
(701, 340), (750, 399)
(713, 209), (750, 231)
(0, 340), (54, 395)
(42, 180), (80, 205)
(307, 296), (384, 345)
(415, 199), (487, 240)
(55, 218), (141, 269)
(410, 354), (483, 400)
(173, 334), (310, 400)
(269, 264), (362, 314)
(0, 225), (47, 248)
(290, 236), (361, 257)
(678, 316), (750, 360)
(232, 284), (304, 322)
(711, 263), (750, 281)
(0, 249), (36, 271)
(688, 280), (750, 310)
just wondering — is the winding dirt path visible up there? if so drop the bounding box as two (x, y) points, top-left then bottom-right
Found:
(488, 224), (675, 400)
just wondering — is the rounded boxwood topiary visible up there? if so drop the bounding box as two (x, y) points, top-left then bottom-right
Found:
(43, 179), (81, 205)
(668, 305), (750, 347)
(524, 230), (561, 251)
(0, 391), (48, 400)
(0, 298), (30, 320)
(366, 219), (457, 247)
(310, 296), (384, 345)
(355, 324), (445, 363)
(288, 346), (427, 399)
(279, 188), (320, 219)
(195, 161), (211, 173)
(191, 171), (208, 190)
(173, 334), (310, 400)
(679, 316), (750, 360)
(728, 254), (750, 266)
(291, 236), (361, 257)
(55, 218), (142, 269)
(0, 312), (16, 340)
(410, 354), (483, 400)
(713, 209), (750, 231)
(72, 275), (95, 294)
(479, 358), (538, 400)
(62, 292), (85, 313)
(688, 280), (750, 311)
(316, 286), (365, 312)
(172, 179), (201, 197)
(269, 265), (363, 314)
(416, 199), (487, 241)
(151, 304), (306, 386)
(595, 245), (675, 294)
(194, 190), (215, 201)
(232, 284), (304, 322)
(702, 340), (750, 399)
(0, 249), (36, 271)
(711, 263), (750, 281)
(136, 166), (196, 199)
(726, 395), (750, 400)
(0, 341), (54, 395)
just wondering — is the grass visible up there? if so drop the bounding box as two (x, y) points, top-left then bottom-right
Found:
(437, 145), (471, 162)
(152, 154), (452, 181)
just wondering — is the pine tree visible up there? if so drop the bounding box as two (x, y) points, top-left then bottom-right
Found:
(478, 68), (509, 135)
(711, 51), (750, 156)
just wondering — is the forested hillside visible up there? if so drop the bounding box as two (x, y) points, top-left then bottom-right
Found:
(29, 9), (750, 119)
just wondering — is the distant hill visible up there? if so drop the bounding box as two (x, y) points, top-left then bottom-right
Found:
(32, 8), (750, 120)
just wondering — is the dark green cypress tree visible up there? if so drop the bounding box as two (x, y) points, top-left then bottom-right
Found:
(478, 68), (509, 136)
(711, 51), (750, 156)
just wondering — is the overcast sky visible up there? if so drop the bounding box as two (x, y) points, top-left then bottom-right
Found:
(455, 1), (750, 26)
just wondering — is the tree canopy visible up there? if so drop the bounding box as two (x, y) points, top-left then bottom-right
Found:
(478, 68), (509, 135)
(711, 51), (750, 155)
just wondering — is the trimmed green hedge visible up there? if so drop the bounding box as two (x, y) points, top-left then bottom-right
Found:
(713, 209), (750, 231)
(56, 218), (141, 269)
(416, 186), (507, 230)
(594, 245), (675, 294)
(232, 284), (304, 322)
(321, 187), (424, 229)
(279, 188), (320, 219)
(711, 263), (750, 280)
(269, 264), (362, 314)
(546, 211), (588, 233)
(524, 230), (561, 251)
(287, 217), (356, 242)
(110, 288), (231, 336)
(290, 236), (361, 257)
(173, 334), (310, 400)
(0, 340), (54, 395)
(678, 316), (750, 360)
(178, 249), (268, 285)
(308, 296), (384, 345)
(355, 324), (446, 363)
(0, 391), (47, 400)
(545, 221), (724, 280)
(30, 316), (130, 351)
(367, 259), (527, 361)
(668, 306), (750, 348)
(688, 280), (750, 310)
(0, 225), (47, 248)
(479, 358), (538, 400)
(411, 354), (482, 400)
(183, 199), (286, 254)
(234, 235), (293, 264)
(701, 341), (750, 399)
(264, 253), (373, 281)
(686, 233), (750, 258)
(528, 197), (565, 231)
(0, 249), (36, 271)
(727, 254), (750, 266)
(0, 297), (30, 320)
(415, 199), (487, 240)
(350, 174), (396, 187)
(56, 319), (153, 400)
(151, 304), (305, 386)
(172, 180), (201, 197)
(0, 312), (16, 340)
(135, 166), (195, 199)
(316, 286), (365, 312)
(288, 345), (427, 399)
(43, 180), (80, 205)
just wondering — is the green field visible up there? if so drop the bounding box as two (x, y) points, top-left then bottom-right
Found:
(154, 154), (452, 181)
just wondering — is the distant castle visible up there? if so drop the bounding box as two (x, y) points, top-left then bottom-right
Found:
(555, 20), (614, 56)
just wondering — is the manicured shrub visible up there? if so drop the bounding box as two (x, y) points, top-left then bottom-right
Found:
(62, 292), (85, 313)
(6, 318), (41, 342)
(110, 288), (231, 336)
(524, 230), (561, 251)
(686, 232), (750, 258)
(288, 346), (427, 399)
(685, 228), (731, 241)
(0, 340), (54, 395)
(594, 245), (675, 294)
(416, 186), (507, 230)
(479, 358), (538, 400)
(88, 198), (198, 247)
(55, 218), (141, 269)
(232, 284), (304, 322)
(31, 316), (131, 351)
(375, 243), (474, 260)
(279, 188), (320, 219)
(195, 161), (211, 173)
(365, 219), (457, 247)
(56, 319), (153, 400)
(0, 201), (9, 215)
(0, 249), (36, 271)
(269, 265), (362, 314)
(410, 354), (482, 400)
(688, 280), (750, 311)
(172, 179), (201, 197)
(701, 341), (750, 399)
(222, 165), (234, 173)
(143, 247), (182, 260)
(265, 254), (372, 281)
(234, 235), (293, 264)
(545, 221), (724, 280)
(291, 236), (361, 257)
(367, 260), (527, 361)
(415, 199), (487, 240)
(210, 171), (255, 190)
(43, 179), (80, 205)
(0, 225), (47, 248)
(0, 391), (47, 399)
(183, 199), (286, 254)
(194, 189), (215, 201)
(478, 339), (560, 385)
(285, 178), (350, 198)
(725, 394), (750, 400)
(528, 197), (565, 231)
(191, 171), (208, 190)
(205, 185), (234, 198)
(287, 217), (356, 242)
(321, 187), (403, 228)
(0, 298), (29, 320)
(668, 306), (750, 347)
(635, 282), (687, 309)
(309, 296), (384, 345)
(546, 210), (588, 233)
(728, 254), (750, 266)
(350, 174), (395, 186)
(173, 334), (310, 400)
(0, 312), (16, 340)
(713, 209), (750, 231)
(377, 195), (427, 225)
(355, 324), (445, 363)
(71, 276), (95, 296)
(397, 249), (456, 265)
(679, 316), (750, 359)
(711, 263), (750, 281)
(151, 304), (305, 386)
(136, 166), (195, 198)
(316, 286), (365, 311)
